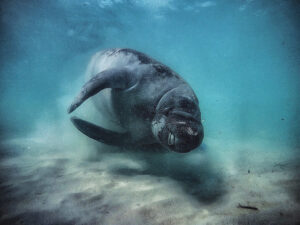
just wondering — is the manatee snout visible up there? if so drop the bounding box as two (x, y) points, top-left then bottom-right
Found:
(167, 120), (204, 153)
(152, 114), (204, 153)
(173, 122), (204, 153)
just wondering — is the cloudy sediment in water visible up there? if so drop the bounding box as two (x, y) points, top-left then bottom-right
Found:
(0, 0), (300, 224)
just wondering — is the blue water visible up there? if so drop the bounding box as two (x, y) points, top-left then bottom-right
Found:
(1, 0), (299, 147)
(0, 0), (300, 224)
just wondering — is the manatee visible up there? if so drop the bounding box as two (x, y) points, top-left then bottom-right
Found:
(68, 48), (204, 153)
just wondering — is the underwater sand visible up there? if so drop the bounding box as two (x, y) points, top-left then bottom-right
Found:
(0, 137), (299, 225)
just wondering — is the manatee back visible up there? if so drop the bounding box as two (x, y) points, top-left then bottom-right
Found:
(84, 49), (153, 128)
(84, 49), (141, 130)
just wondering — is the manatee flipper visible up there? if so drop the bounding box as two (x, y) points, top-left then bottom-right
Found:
(68, 68), (134, 113)
(71, 116), (132, 146)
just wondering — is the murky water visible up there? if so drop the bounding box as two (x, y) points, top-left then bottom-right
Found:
(0, 0), (300, 224)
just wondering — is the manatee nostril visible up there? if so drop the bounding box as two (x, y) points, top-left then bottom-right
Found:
(186, 127), (198, 136)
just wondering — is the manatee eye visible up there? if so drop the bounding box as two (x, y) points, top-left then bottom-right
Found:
(178, 98), (198, 114)
(160, 106), (174, 116)
(179, 99), (193, 108)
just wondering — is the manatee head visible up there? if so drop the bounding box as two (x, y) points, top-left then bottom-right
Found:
(152, 108), (204, 153)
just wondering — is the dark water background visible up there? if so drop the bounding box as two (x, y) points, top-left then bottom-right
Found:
(0, 0), (300, 224)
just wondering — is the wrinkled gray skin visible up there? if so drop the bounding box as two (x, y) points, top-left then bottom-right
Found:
(68, 48), (204, 153)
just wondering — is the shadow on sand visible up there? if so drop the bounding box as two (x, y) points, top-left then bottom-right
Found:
(0, 140), (227, 225)
(109, 145), (227, 204)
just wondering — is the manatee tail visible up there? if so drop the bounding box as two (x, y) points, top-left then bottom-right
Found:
(71, 116), (132, 146)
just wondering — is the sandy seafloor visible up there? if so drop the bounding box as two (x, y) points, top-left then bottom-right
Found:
(0, 135), (299, 225)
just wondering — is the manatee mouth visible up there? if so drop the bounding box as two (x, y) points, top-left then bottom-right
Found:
(152, 112), (203, 153)
(168, 132), (176, 146)
(166, 121), (204, 153)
